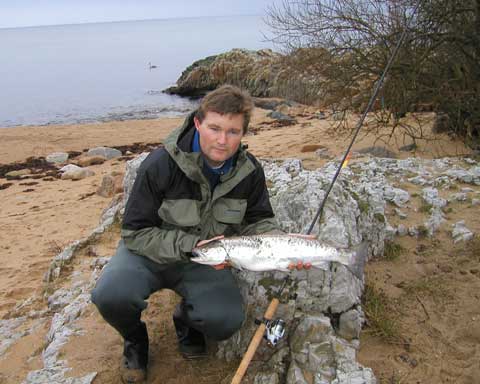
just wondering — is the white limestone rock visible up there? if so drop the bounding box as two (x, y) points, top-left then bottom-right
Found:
(444, 166), (480, 185)
(394, 208), (407, 219)
(448, 192), (468, 202)
(123, 152), (149, 205)
(452, 221), (474, 243)
(338, 308), (365, 340)
(254, 373), (280, 384)
(385, 224), (396, 241)
(286, 361), (308, 384)
(397, 224), (408, 237)
(59, 164), (94, 180)
(86, 146), (122, 159)
(408, 175), (429, 186)
(422, 187), (447, 208)
(383, 186), (410, 207)
(424, 207), (446, 236)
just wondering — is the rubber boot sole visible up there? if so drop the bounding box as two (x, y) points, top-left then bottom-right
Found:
(120, 357), (147, 383)
(180, 350), (208, 360)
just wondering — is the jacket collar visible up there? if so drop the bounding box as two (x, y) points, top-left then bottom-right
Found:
(164, 111), (255, 195)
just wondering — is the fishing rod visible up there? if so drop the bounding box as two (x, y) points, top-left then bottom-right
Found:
(231, 2), (421, 383)
(307, 1), (421, 235)
(230, 276), (290, 384)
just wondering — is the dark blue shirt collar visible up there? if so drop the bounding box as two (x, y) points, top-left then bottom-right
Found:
(192, 129), (233, 176)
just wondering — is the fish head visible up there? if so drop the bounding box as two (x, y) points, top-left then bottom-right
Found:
(191, 242), (228, 266)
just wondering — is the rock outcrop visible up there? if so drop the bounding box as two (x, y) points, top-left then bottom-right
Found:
(215, 159), (383, 383)
(164, 49), (327, 105)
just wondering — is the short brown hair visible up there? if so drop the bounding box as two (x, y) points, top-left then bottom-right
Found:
(195, 84), (254, 134)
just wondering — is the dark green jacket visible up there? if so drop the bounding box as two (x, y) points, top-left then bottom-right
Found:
(121, 113), (280, 264)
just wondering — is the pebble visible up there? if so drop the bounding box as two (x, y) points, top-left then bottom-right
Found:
(397, 224), (408, 236)
(46, 152), (69, 164)
(439, 264), (453, 273)
(77, 155), (107, 167)
(6, 169), (31, 178)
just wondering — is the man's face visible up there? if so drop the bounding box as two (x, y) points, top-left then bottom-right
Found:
(194, 111), (244, 167)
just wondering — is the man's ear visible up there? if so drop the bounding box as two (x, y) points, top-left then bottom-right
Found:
(193, 116), (201, 130)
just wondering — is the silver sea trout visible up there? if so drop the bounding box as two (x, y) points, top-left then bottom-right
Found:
(191, 234), (367, 279)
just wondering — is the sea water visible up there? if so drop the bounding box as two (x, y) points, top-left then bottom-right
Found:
(0, 15), (273, 127)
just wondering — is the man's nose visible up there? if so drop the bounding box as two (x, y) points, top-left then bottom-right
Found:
(217, 131), (227, 144)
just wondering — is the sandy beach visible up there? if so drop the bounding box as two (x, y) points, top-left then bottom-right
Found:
(1, 106), (479, 383)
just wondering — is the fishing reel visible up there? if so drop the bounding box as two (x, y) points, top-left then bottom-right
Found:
(255, 318), (286, 347)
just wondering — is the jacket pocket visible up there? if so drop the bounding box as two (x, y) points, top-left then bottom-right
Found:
(158, 199), (202, 227)
(212, 198), (247, 224)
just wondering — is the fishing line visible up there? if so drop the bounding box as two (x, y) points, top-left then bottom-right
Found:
(306, 0), (422, 235)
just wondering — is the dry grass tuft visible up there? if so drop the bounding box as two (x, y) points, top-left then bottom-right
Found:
(383, 241), (405, 261)
(466, 236), (480, 261)
(362, 282), (401, 342)
(401, 276), (453, 304)
(46, 240), (67, 255)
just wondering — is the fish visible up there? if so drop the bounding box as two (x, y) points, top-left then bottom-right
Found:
(191, 234), (367, 279)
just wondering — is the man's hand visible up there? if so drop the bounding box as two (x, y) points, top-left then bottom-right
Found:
(195, 235), (227, 270)
(212, 261), (231, 270)
(287, 234), (315, 269)
(196, 235), (224, 248)
(288, 261), (312, 270)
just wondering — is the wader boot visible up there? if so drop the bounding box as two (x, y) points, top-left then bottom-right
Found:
(120, 322), (149, 384)
(173, 305), (206, 359)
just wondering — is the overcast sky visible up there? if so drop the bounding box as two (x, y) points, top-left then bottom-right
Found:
(0, 0), (281, 29)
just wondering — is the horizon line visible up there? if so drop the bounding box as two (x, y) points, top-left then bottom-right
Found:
(0, 13), (262, 31)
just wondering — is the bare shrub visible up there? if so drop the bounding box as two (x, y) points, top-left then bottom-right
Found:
(265, 0), (480, 146)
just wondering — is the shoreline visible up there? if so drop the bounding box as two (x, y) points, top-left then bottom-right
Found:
(0, 100), (199, 130)
(0, 108), (473, 166)
(0, 116), (186, 164)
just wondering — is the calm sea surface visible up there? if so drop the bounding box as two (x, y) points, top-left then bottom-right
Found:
(0, 16), (273, 128)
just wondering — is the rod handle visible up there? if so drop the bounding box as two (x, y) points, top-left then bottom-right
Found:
(230, 298), (279, 384)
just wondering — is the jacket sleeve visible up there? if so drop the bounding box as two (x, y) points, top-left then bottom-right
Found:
(239, 164), (284, 236)
(121, 151), (200, 264)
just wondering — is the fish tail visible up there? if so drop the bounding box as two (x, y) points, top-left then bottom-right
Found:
(347, 242), (368, 280)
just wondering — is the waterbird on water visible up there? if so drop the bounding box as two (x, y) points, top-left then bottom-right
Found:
(148, 62), (157, 70)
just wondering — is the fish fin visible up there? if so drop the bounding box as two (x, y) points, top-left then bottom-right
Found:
(347, 242), (368, 280)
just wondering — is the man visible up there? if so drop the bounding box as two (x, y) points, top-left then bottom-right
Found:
(91, 85), (308, 383)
